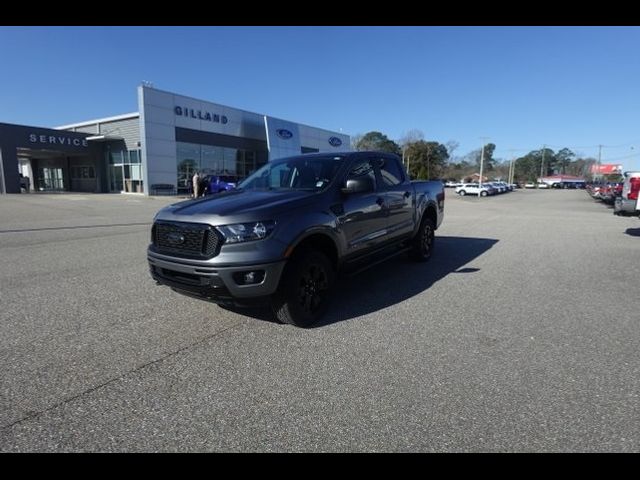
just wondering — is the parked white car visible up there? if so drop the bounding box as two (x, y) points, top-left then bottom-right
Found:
(455, 183), (490, 197)
(524, 182), (535, 188)
(614, 171), (640, 215)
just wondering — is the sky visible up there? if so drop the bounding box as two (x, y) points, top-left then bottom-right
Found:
(1, 26), (640, 171)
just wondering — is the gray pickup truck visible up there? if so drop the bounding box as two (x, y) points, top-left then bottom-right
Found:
(148, 151), (444, 327)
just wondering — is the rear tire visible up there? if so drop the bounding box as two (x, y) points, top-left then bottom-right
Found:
(459, 190), (466, 196)
(271, 249), (335, 327)
(410, 217), (435, 262)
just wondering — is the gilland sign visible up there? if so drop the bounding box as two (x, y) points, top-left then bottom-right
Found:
(29, 133), (89, 148)
(174, 106), (228, 124)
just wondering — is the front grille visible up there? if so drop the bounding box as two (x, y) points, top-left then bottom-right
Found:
(153, 221), (222, 259)
(203, 230), (221, 257)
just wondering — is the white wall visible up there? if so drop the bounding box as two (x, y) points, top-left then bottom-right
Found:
(298, 124), (350, 153)
(264, 117), (301, 161)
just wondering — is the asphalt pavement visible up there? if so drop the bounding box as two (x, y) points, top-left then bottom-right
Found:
(0, 190), (638, 452)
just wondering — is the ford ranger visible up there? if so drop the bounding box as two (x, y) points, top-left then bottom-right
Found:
(148, 151), (444, 327)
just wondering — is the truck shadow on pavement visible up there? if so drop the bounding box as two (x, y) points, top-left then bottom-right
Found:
(625, 228), (640, 237)
(233, 236), (498, 328)
(315, 236), (498, 327)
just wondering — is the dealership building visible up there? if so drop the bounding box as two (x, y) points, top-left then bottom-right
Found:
(0, 85), (351, 195)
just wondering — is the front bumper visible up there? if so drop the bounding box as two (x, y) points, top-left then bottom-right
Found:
(148, 251), (286, 306)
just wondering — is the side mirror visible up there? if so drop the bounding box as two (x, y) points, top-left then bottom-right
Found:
(342, 176), (374, 194)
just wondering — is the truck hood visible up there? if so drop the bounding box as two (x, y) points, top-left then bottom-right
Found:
(158, 189), (317, 220)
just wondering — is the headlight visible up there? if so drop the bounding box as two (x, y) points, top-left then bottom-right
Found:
(217, 221), (276, 244)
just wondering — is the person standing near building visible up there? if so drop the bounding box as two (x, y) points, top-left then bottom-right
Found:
(19, 173), (30, 193)
(192, 171), (200, 198)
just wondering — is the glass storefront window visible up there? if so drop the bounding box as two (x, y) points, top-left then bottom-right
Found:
(222, 148), (238, 176)
(71, 166), (96, 179)
(239, 151), (256, 178)
(201, 145), (223, 175)
(109, 150), (124, 164)
(176, 142), (261, 194)
(129, 150), (140, 163)
(130, 164), (142, 181)
(177, 142), (201, 193)
(107, 148), (144, 193)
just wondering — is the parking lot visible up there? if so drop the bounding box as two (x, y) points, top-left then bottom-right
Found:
(1, 190), (639, 452)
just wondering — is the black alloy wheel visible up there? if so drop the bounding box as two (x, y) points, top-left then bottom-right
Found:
(410, 217), (435, 262)
(272, 249), (334, 327)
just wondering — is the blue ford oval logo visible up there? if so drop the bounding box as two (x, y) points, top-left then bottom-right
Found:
(328, 136), (342, 147)
(276, 129), (293, 140)
(166, 232), (185, 245)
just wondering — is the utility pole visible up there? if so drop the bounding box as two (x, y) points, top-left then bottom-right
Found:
(478, 137), (489, 197)
(540, 144), (546, 183)
(598, 144), (602, 183)
(508, 149), (515, 185)
(510, 157), (514, 185)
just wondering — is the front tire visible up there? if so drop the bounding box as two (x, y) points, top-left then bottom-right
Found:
(271, 249), (335, 327)
(410, 217), (435, 262)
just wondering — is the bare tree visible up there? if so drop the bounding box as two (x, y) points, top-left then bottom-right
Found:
(398, 129), (425, 149)
(350, 133), (363, 151)
(398, 129), (424, 170)
(445, 140), (460, 162)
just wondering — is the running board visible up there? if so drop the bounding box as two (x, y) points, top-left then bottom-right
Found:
(344, 246), (411, 278)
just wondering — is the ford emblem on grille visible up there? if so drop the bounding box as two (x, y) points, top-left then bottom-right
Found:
(276, 128), (293, 139)
(166, 232), (185, 244)
(328, 136), (342, 147)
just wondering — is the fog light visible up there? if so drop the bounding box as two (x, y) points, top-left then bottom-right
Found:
(233, 270), (265, 285)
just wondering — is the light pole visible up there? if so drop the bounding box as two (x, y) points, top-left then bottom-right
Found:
(478, 137), (489, 197)
(539, 144), (546, 184)
(508, 149), (515, 185)
(478, 144), (485, 197)
(597, 144), (602, 183)
(509, 157), (515, 185)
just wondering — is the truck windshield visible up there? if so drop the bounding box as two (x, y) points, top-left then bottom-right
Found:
(238, 155), (346, 191)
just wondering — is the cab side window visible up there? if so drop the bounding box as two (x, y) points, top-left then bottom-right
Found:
(375, 157), (405, 187)
(347, 159), (376, 187)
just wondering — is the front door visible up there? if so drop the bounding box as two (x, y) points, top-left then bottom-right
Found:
(38, 167), (65, 191)
(371, 154), (414, 241)
(109, 164), (124, 192)
(337, 157), (388, 260)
